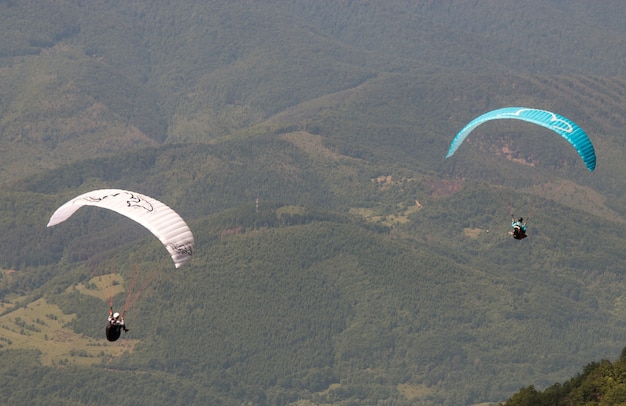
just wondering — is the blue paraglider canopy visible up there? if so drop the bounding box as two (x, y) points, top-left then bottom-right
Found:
(446, 107), (596, 171)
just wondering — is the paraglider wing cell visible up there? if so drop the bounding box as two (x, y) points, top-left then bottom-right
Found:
(446, 107), (596, 171)
(47, 189), (194, 268)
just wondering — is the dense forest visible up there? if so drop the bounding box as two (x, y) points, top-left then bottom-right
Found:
(2, 1), (626, 405)
(502, 347), (626, 405)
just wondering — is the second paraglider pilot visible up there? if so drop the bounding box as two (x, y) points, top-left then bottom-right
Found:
(511, 215), (527, 240)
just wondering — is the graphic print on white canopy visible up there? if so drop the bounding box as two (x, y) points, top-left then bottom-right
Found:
(47, 189), (194, 268)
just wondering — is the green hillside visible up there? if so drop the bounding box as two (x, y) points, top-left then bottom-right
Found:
(2, 1), (626, 405)
(502, 348), (626, 405)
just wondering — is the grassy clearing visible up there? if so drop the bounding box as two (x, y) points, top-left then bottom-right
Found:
(0, 274), (138, 366)
(396, 383), (435, 401)
(350, 203), (421, 227)
(282, 131), (358, 162)
(75, 273), (126, 300)
(463, 227), (488, 239)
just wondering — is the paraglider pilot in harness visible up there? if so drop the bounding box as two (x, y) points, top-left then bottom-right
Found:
(106, 307), (129, 342)
(511, 215), (527, 240)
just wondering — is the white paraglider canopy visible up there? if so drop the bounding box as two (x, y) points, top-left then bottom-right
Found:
(47, 189), (194, 268)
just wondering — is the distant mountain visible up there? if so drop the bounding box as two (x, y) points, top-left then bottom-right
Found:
(3, 0), (626, 180)
(2, 1), (626, 405)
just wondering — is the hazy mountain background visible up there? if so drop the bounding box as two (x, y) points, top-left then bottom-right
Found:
(2, 1), (626, 405)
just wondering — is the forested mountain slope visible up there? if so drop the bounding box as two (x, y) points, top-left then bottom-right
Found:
(502, 348), (626, 405)
(2, 1), (626, 405)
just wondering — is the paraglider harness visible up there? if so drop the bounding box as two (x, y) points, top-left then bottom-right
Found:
(511, 215), (527, 240)
(106, 307), (129, 342)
